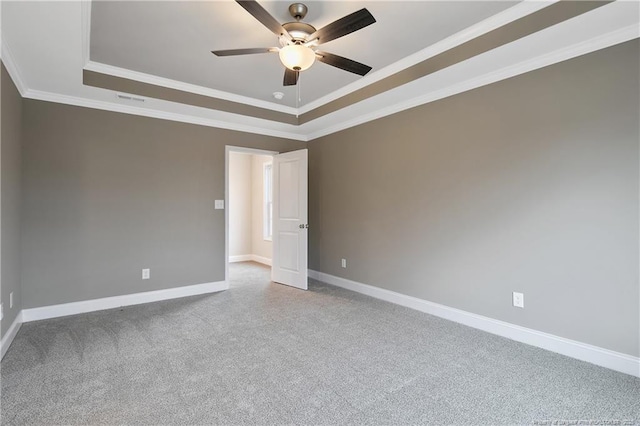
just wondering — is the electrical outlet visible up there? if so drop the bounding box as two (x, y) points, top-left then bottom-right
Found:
(341, 258), (347, 268)
(142, 268), (150, 280)
(10, 292), (13, 309)
(513, 292), (524, 308)
(214, 200), (224, 210)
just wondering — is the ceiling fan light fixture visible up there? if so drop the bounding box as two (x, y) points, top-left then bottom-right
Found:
(212, 1), (375, 86)
(279, 44), (315, 71)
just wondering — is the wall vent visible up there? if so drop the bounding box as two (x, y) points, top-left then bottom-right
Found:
(116, 93), (146, 103)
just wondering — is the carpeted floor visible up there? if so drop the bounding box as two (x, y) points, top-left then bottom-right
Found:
(1, 262), (639, 425)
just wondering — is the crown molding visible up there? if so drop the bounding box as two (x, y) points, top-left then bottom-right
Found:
(304, 23), (640, 141)
(1, 40), (28, 96)
(4, 1), (638, 143)
(23, 89), (308, 142)
(84, 61), (299, 116)
(12, 20), (639, 144)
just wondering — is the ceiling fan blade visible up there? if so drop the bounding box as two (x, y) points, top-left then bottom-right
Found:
(236, 0), (292, 41)
(315, 51), (372, 76)
(212, 47), (278, 57)
(283, 68), (299, 86)
(308, 8), (375, 45)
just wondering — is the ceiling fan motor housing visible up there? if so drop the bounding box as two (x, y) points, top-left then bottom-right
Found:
(281, 21), (316, 45)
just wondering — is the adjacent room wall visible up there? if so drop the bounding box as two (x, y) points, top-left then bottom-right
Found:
(229, 152), (252, 258)
(1, 63), (24, 338)
(251, 154), (273, 261)
(308, 40), (640, 357)
(20, 100), (302, 309)
(228, 152), (273, 264)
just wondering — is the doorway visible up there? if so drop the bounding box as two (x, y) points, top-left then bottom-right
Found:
(225, 146), (309, 290)
(225, 146), (277, 286)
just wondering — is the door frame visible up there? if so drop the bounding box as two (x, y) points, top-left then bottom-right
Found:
(224, 146), (279, 285)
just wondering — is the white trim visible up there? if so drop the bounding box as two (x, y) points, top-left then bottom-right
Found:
(308, 270), (640, 378)
(229, 255), (253, 263)
(21, 281), (228, 323)
(1, 40), (28, 96)
(1, 312), (23, 360)
(304, 23), (640, 141)
(228, 254), (272, 266)
(84, 61), (298, 116)
(16, 22), (636, 143)
(250, 255), (272, 267)
(22, 89), (308, 142)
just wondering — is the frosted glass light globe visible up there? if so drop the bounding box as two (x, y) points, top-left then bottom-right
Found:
(279, 45), (316, 71)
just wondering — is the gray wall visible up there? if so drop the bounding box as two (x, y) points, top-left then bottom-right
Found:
(21, 100), (302, 308)
(1, 63), (24, 337)
(308, 40), (640, 357)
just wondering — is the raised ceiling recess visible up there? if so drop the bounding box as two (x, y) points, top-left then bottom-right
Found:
(2, 1), (636, 140)
(88, 1), (518, 108)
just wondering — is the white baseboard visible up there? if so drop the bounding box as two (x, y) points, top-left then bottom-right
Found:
(229, 255), (253, 263)
(230, 254), (272, 266)
(308, 269), (640, 378)
(250, 255), (272, 266)
(1, 312), (23, 359)
(21, 280), (228, 323)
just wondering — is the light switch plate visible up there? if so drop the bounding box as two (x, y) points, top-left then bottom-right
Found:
(215, 200), (224, 210)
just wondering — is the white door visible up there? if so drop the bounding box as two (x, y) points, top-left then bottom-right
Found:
(272, 149), (308, 290)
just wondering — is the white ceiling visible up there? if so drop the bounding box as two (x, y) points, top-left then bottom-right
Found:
(1, 1), (639, 141)
(89, 1), (516, 108)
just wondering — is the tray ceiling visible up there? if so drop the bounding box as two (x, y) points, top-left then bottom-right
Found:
(2, 1), (638, 141)
(89, 1), (517, 109)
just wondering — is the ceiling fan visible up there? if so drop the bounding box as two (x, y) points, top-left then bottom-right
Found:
(212, 1), (376, 86)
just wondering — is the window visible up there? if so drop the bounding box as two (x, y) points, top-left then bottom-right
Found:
(263, 163), (273, 241)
